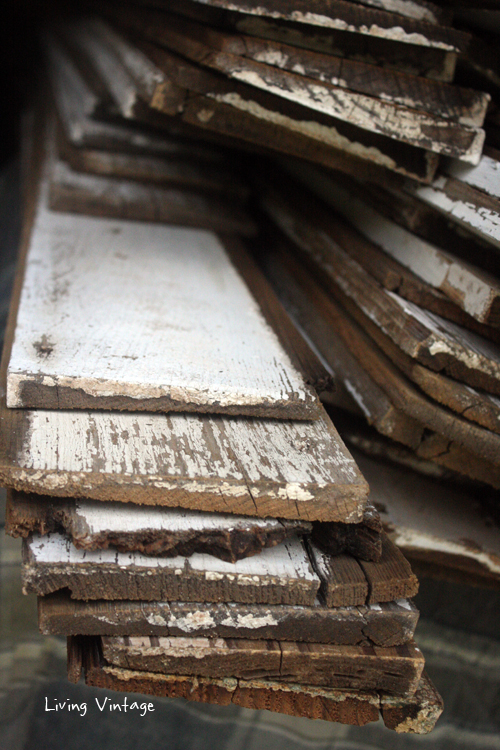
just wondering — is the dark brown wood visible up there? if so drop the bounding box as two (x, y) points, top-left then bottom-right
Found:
(381, 671), (444, 733)
(100, 635), (425, 694)
(308, 534), (419, 607)
(40, 592), (419, 647)
(311, 505), (382, 562)
(22, 533), (320, 605)
(259, 176), (500, 396)
(67, 635), (84, 684)
(5, 490), (312, 563)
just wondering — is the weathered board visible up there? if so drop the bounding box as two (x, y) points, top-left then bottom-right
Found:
(259, 236), (500, 469)
(7, 153), (329, 417)
(5, 491), (312, 562)
(406, 175), (500, 252)
(111, 9), (485, 160)
(138, 0), (458, 82)
(341, 0), (446, 23)
(22, 533), (320, 605)
(353, 448), (500, 582)
(78, 638), (443, 732)
(260, 178), (500, 396)
(138, 40), (439, 182)
(261, 244), (425, 449)
(308, 535), (419, 607)
(111, 7), (486, 125)
(39, 592), (420, 647)
(279, 163), (500, 326)
(444, 148), (500, 199)
(100, 635), (425, 694)
(311, 504), (383, 562)
(172, 0), (471, 52)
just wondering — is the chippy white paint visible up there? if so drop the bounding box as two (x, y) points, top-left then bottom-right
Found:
(226, 65), (483, 160)
(346, 0), (441, 23)
(408, 177), (500, 249)
(354, 448), (500, 578)
(444, 153), (500, 200)
(302, 175), (499, 323)
(191, 0), (459, 50)
(7, 175), (312, 415)
(210, 91), (399, 171)
(27, 532), (319, 582)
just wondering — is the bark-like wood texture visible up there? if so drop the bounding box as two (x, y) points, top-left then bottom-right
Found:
(23, 533), (321, 605)
(79, 637), (443, 731)
(100, 635), (425, 694)
(40, 592), (419, 646)
(311, 504), (382, 562)
(5, 491), (312, 562)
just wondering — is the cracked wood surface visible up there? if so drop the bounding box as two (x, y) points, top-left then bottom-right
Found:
(135, 0), (458, 82)
(5, 491), (312, 563)
(100, 635), (425, 694)
(39, 591), (419, 646)
(108, 9), (486, 160)
(260, 177), (500, 397)
(78, 637), (443, 731)
(22, 533), (321, 605)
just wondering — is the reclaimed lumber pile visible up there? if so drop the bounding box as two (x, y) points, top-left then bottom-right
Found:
(22, 0), (500, 732)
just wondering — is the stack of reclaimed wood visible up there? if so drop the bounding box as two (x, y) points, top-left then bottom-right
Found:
(0, 16), (448, 734)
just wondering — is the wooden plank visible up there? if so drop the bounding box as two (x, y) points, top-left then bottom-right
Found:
(308, 534), (418, 606)
(40, 592), (420, 646)
(258, 229), (500, 470)
(22, 532), (320, 605)
(100, 635), (425, 694)
(259, 177), (500, 396)
(261, 243), (425, 449)
(120, 10), (485, 161)
(7, 149), (328, 418)
(444, 148), (500, 199)
(5, 491), (312, 562)
(177, 0), (471, 52)
(80, 638), (443, 731)
(406, 175), (500, 252)
(381, 671), (444, 733)
(139, 0), (458, 82)
(138, 40), (439, 182)
(67, 634), (84, 684)
(311, 505), (383, 562)
(280, 163), (500, 326)
(337, 0), (447, 23)
(353, 448), (500, 582)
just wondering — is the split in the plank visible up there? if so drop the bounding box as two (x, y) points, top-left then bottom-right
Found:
(39, 592), (419, 646)
(6, 491), (312, 563)
(100, 634), (425, 694)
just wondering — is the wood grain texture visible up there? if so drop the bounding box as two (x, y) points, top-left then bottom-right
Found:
(137, 40), (438, 182)
(258, 232), (500, 472)
(169, 0), (471, 52)
(113, 8), (485, 160)
(22, 533), (320, 605)
(444, 148), (500, 199)
(279, 162), (500, 326)
(261, 243), (425, 449)
(308, 534), (418, 606)
(353, 448), (500, 581)
(260, 177), (500, 396)
(40, 592), (419, 646)
(311, 505), (382, 562)
(100, 635), (425, 694)
(118, 7), (484, 125)
(135, 0), (458, 82)
(7, 146), (330, 419)
(80, 638), (443, 731)
(5, 491), (312, 563)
